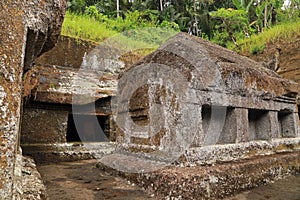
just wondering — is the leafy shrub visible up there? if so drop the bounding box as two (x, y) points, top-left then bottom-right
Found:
(211, 8), (250, 46)
(84, 6), (98, 19)
(160, 20), (180, 31)
(211, 29), (230, 47)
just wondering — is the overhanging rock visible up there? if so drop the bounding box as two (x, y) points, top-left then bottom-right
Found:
(23, 0), (67, 70)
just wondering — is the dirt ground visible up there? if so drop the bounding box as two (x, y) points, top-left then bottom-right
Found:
(37, 159), (155, 200)
(227, 174), (300, 200)
(38, 159), (300, 200)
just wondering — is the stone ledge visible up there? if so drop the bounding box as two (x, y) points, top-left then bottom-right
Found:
(99, 153), (169, 173)
(98, 151), (300, 199)
(22, 142), (115, 164)
(184, 138), (300, 165)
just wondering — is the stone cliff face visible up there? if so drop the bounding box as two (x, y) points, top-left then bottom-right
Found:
(0, 0), (66, 199)
(0, 1), (26, 198)
(247, 37), (300, 106)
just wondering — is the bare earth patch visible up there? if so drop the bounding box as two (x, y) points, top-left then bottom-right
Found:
(227, 174), (300, 200)
(37, 159), (155, 200)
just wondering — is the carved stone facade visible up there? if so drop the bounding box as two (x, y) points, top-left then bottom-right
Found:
(20, 36), (122, 161)
(21, 64), (117, 163)
(98, 33), (300, 199)
(115, 33), (299, 163)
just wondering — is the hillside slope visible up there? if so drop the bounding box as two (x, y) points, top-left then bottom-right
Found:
(245, 36), (300, 105)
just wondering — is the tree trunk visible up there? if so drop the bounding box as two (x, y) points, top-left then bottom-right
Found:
(194, 0), (198, 36)
(271, 5), (276, 25)
(117, 0), (120, 18)
(264, 3), (268, 29)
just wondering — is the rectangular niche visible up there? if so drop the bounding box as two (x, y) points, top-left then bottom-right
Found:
(201, 105), (236, 145)
(278, 110), (296, 138)
(248, 109), (270, 140)
(66, 114), (110, 142)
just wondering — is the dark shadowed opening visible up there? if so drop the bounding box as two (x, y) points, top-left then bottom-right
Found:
(66, 114), (110, 142)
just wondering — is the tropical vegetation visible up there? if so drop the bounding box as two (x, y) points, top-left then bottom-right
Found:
(62, 0), (300, 53)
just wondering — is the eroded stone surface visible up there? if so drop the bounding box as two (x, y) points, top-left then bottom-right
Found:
(0, 0), (67, 198)
(114, 33), (299, 163)
(21, 108), (68, 144)
(0, 1), (25, 198)
(23, 65), (117, 104)
(99, 151), (300, 199)
(36, 35), (97, 68)
(23, 0), (67, 70)
(22, 142), (116, 164)
(22, 156), (47, 200)
(248, 37), (300, 108)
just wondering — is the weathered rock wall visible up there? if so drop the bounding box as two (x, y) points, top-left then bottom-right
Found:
(36, 35), (97, 68)
(0, 0), (66, 198)
(23, 0), (67, 71)
(247, 38), (300, 107)
(22, 156), (47, 199)
(115, 33), (298, 158)
(0, 1), (29, 198)
(21, 108), (68, 144)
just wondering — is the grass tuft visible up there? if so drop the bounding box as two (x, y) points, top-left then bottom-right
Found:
(61, 11), (117, 43)
(236, 20), (300, 54)
(61, 11), (179, 56)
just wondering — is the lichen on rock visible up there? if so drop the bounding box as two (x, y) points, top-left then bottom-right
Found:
(0, 0), (67, 198)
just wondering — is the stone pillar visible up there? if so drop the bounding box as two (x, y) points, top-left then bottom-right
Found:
(235, 108), (250, 143)
(109, 115), (117, 141)
(269, 111), (280, 138)
(0, 1), (26, 199)
(0, 0), (66, 198)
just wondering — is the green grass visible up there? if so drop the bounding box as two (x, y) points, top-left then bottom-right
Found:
(236, 20), (300, 54)
(61, 11), (118, 43)
(105, 28), (178, 51)
(61, 11), (179, 55)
